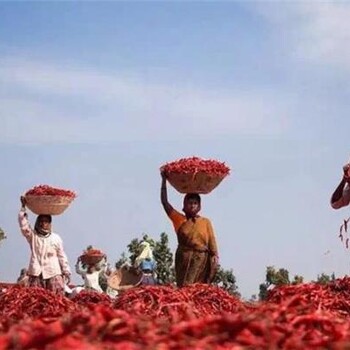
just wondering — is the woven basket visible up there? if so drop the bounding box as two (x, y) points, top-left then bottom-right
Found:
(166, 171), (227, 194)
(107, 266), (143, 292)
(80, 253), (105, 266)
(25, 195), (74, 215)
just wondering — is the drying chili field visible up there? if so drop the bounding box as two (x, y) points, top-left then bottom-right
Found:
(1, 279), (350, 349)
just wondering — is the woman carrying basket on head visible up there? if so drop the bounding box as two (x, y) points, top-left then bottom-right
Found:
(160, 172), (219, 287)
(75, 254), (107, 293)
(18, 196), (71, 295)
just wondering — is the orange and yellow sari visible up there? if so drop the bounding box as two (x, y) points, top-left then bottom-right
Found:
(168, 209), (218, 287)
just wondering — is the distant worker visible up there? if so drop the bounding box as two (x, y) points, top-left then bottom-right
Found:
(160, 171), (219, 287)
(331, 163), (350, 209)
(134, 241), (157, 285)
(75, 257), (107, 293)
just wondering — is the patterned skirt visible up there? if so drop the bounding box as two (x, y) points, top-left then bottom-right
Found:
(28, 274), (65, 295)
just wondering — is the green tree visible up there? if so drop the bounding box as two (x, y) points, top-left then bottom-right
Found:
(258, 266), (303, 300)
(153, 232), (175, 284)
(212, 265), (240, 297)
(115, 252), (128, 269)
(314, 272), (336, 285)
(291, 275), (304, 285)
(0, 227), (6, 243)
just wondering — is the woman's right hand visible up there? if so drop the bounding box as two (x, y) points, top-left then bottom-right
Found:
(20, 196), (26, 208)
(160, 169), (167, 181)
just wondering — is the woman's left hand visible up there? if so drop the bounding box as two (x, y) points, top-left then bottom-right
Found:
(208, 255), (219, 283)
(63, 273), (71, 284)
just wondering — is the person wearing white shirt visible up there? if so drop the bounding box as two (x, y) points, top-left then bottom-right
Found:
(75, 257), (105, 293)
(18, 196), (71, 295)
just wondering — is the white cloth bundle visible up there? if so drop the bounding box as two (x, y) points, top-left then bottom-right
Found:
(134, 241), (154, 267)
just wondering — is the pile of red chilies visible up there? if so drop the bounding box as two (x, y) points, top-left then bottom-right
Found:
(25, 185), (76, 199)
(161, 157), (230, 176)
(2, 279), (350, 349)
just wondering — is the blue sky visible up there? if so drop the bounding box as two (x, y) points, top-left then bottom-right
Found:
(1, 2), (350, 298)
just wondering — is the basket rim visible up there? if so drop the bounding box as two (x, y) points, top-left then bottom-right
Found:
(25, 194), (75, 199)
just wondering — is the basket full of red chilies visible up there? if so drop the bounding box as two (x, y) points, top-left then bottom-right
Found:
(24, 185), (77, 215)
(79, 247), (105, 266)
(160, 156), (230, 194)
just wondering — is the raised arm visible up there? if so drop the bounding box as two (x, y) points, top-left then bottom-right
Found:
(18, 196), (33, 240)
(160, 172), (174, 216)
(331, 164), (350, 209)
(75, 263), (84, 276)
(75, 258), (85, 275)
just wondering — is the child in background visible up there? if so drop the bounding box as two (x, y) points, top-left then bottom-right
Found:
(75, 257), (106, 293)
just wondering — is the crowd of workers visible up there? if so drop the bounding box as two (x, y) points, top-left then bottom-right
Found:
(11, 163), (350, 297)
